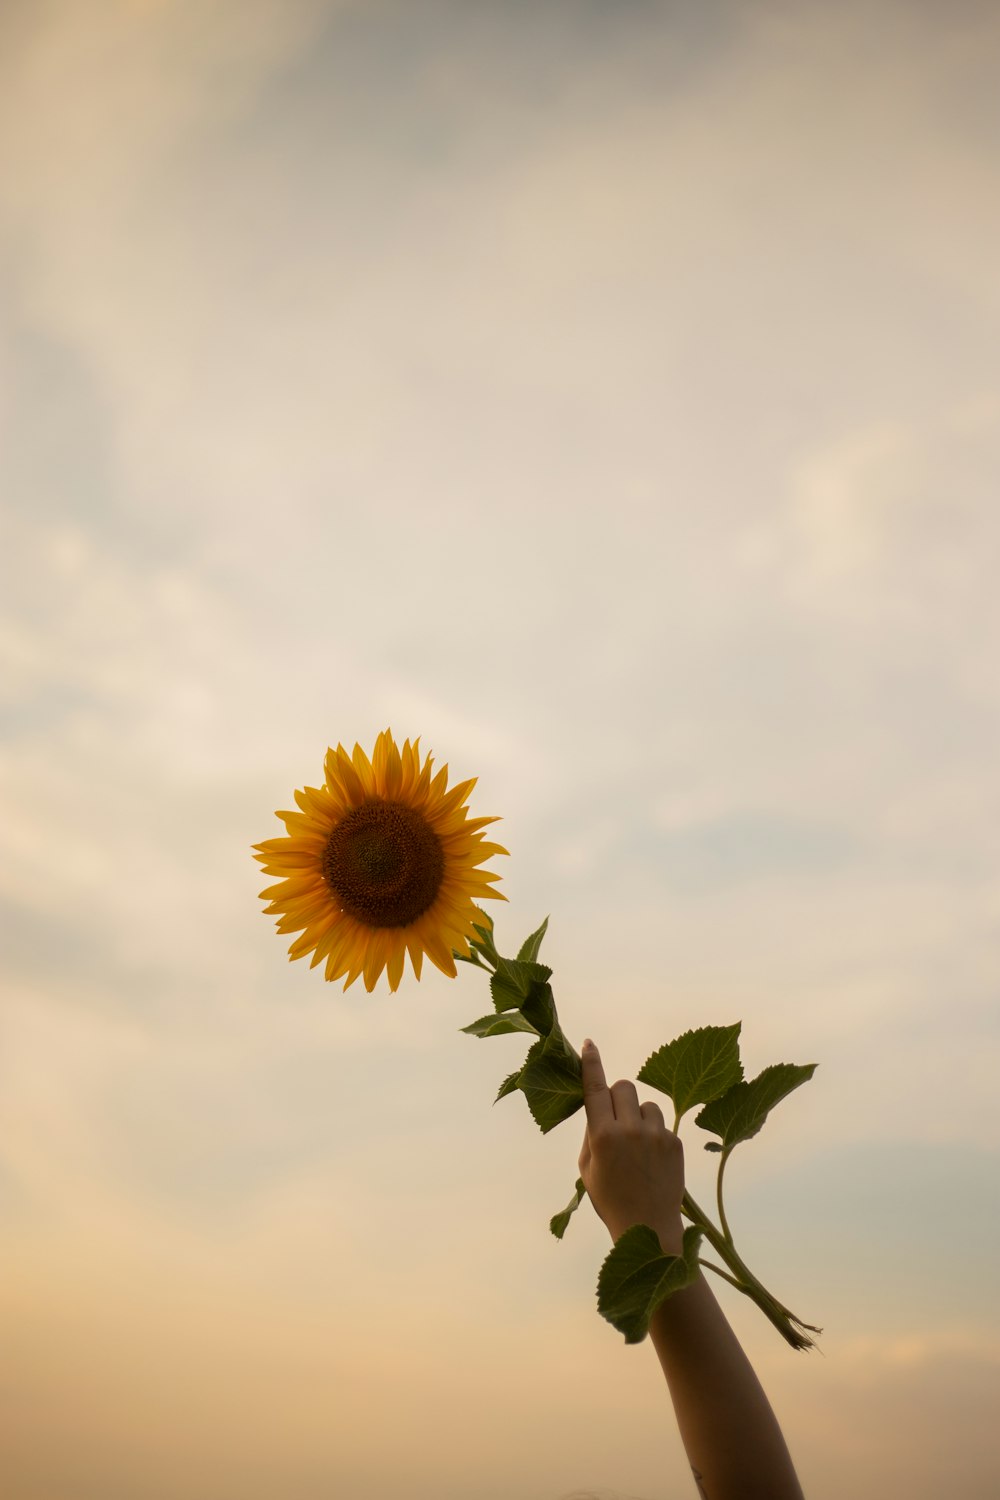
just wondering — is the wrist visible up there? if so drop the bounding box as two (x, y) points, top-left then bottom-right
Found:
(655, 1217), (685, 1256)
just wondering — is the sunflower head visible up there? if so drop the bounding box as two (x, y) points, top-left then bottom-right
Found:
(252, 730), (507, 993)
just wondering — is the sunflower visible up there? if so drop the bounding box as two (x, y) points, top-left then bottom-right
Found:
(253, 730), (508, 993)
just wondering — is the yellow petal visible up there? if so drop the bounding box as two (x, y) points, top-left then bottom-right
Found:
(399, 736), (420, 798)
(362, 931), (390, 992)
(386, 940), (407, 992)
(382, 735), (403, 798)
(406, 934), (424, 981)
(277, 808), (333, 836)
(333, 744), (367, 806)
(435, 777), (477, 818)
(257, 877), (321, 900)
(351, 741), (376, 796)
(411, 752), (434, 802)
(422, 929), (457, 978)
(371, 730), (387, 783)
(341, 953), (366, 991)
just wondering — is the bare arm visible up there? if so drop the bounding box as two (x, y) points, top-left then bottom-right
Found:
(578, 1038), (805, 1500)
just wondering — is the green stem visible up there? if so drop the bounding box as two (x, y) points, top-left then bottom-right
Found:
(682, 1189), (819, 1350)
(457, 936), (498, 972)
(697, 1259), (744, 1291)
(682, 1190), (744, 1283)
(716, 1148), (734, 1245)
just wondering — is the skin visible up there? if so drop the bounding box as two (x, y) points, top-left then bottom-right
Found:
(578, 1038), (806, 1500)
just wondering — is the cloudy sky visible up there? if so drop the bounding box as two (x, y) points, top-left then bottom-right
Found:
(1, 1), (998, 1496)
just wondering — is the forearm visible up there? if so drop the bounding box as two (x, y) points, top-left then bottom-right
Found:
(648, 1268), (804, 1500)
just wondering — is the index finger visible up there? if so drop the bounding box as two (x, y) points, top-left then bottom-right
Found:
(581, 1038), (614, 1127)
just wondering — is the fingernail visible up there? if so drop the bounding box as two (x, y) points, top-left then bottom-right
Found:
(582, 1037), (595, 1051)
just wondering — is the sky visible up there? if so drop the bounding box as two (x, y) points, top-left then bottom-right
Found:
(1, 0), (998, 1496)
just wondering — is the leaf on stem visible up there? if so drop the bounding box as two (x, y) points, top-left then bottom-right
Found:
(520, 979), (555, 1036)
(597, 1225), (703, 1344)
(516, 916), (550, 964)
(519, 1028), (584, 1133)
(695, 1062), (818, 1150)
(490, 958), (553, 1014)
(470, 914), (499, 967)
(453, 948), (487, 968)
(489, 970), (524, 1012)
(495, 1070), (522, 1102)
(461, 1012), (539, 1039)
(549, 1176), (587, 1239)
(637, 1024), (743, 1122)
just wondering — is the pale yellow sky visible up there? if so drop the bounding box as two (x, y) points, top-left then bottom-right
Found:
(1, 1), (999, 1497)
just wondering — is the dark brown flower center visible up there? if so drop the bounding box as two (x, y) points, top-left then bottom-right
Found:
(322, 800), (445, 928)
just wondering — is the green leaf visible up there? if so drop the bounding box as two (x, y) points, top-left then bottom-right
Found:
(519, 979), (555, 1037)
(497, 955), (553, 994)
(460, 1012), (539, 1039)
(516, 916), (550, 964)
(549, 1177), (586, 1239)
(518, 1032), (584, 1133)
(453, 948), (486, 968)
(695, 1062), (818, 1150)
(489, 958), (553, 1015)
(543, 1019), (578, 1062)
(470, 916), (499, 967)
(637, 1024), (743, 1121)
(597, 1225), (703, 1344)
(495, 1070), (521, 1102)
(490, 970), (526, 1013)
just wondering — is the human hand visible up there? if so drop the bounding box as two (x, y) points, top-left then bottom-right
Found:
(578, 1037), (685, 1255)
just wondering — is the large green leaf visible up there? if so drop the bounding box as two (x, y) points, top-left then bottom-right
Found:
(695, 1062), (818, 1150)
(597, 1225), (703, 1344)
(489, 970), (525, 1013)
(460, 1012), (539, 1039)
(543, 1020), (578, 1061)
(518, 1031), (584, 1133)
(519, 979), (555, 1037)
(637, 1024), (743, 1121)
(490, 957), (553, 1014)
(498, 955), (553, 994)
(516, 916), (550, 964)
(549, 1177), (587, 1239)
